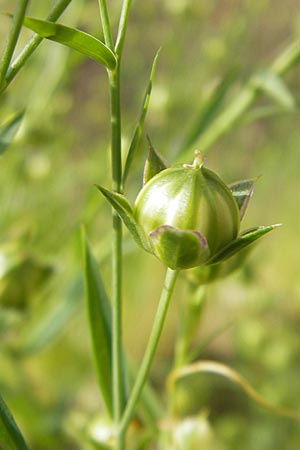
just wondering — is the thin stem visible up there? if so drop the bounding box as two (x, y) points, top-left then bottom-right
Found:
(0, 0), (30, 88)
(3, 0), (72, 89)
(97, 0), (114, 50)
(115, 0), (132, 57)
(120, 268), (179, 435)
(109, 66), (124, 450)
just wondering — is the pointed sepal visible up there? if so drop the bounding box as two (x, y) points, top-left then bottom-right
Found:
(228, 178), (256, 220)
(143, 136), (168, 185)
(149, 225), (210, 270)
(96, 186), (151, 252)
(208, 224), (281, 265)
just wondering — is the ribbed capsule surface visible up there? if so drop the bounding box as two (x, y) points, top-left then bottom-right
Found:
(134, 163), (240, 268)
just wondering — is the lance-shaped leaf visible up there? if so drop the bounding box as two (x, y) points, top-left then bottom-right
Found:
(143, 136), (168, 185)
(208, 224), (281, 265)
(0, 111), (24, 155)
(0, 393), (29, 450)
(96, 186), (150, 252)
(123, 49), (161, 186)
(149, 225), (210, 270)
(82, 230), (113, 416)
(228, 178), (255, 220)
(22, 17), (117, 70)
(252, 70), (295, 110)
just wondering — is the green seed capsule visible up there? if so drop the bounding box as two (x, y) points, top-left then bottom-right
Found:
(134, 152), (240, 269)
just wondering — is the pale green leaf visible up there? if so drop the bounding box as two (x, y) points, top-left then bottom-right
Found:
(23, 17), (116, 70)
(0, 111), (24, 155)
(0, 394), (29, 450)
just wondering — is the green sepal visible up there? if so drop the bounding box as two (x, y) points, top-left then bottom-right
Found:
(0, 111), (24, 155)
(208, 224), (281, 264)
(22, 17), (117, 70)
(149, 225), (210, 270)
(143, 136), (168, 185)
(96, 186), (151, 252)
(228, 178), (255, 220)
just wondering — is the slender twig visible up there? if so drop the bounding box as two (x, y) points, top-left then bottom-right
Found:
(97, 0), (114, 50)
(120, 268), (179, 435)
(0, 0), (30, 88)
(3, 0), (73, 89)
(115, 0), (132, 57)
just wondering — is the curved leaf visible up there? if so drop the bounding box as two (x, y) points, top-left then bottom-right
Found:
(23, 17), (117, 70)
(168, 360), (300, 420)
(0, 394), (29, 450)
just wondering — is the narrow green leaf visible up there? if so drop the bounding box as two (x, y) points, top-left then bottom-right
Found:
(228, 178), (255, 220)
(252, 70), (295, 110)
(82, 230), (113, 417)
(0, 111), (24, 155)
(122, 49), (160, 186)
(180, 73), (234, 154)
(22, 17), (117, 70)
(208, 224), (281, 264)
(143, 136), (168, 185)
(96, 186), (150, 252)
(0, 394), (29, 450)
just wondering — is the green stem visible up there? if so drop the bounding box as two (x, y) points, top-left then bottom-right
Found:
(109, 66), (124, 450)
(3, 0), (73, 90)
(0, 0), (30, 88)
(120, 268), (179, 436)
(98, 0), (114, 50)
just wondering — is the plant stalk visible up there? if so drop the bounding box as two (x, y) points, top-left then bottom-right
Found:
(109, 65), (125, 450)
(0, 0), (30, 89)
(120, 268), (179, 436)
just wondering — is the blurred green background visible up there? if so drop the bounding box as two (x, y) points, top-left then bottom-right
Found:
(1, 0), (300, 449)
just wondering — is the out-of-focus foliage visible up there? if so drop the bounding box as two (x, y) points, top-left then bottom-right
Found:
(1, 0), (300, 449)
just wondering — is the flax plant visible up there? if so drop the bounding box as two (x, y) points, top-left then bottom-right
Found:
(1, 1), (300, 450)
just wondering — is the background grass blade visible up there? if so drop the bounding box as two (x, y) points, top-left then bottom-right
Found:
(82, 230), (113, 416)
(0, 111), (24, 155)
(252, 70), (296, 110)
(22, 17), (117, 70)
(0, 394), (29, 450)
(122, 49), (160, 186)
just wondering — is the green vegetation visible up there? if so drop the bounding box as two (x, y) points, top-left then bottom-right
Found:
(0, 1), (300, 449)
